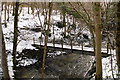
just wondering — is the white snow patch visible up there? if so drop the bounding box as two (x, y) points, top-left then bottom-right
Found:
(7, 54), (14, 79)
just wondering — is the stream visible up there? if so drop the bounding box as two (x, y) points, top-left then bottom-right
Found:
(14, 49), (95, 80)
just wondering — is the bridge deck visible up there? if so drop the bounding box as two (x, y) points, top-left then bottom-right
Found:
(32, 43), (111, 58)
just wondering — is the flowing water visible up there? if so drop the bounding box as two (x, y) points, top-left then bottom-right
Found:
(15, 49), (95, 79)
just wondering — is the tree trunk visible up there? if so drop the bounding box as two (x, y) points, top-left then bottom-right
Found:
(116, 1), (120, 78)
(52, 23), (55, 52)
(0, 6), (10, 79)
(93, 2), (102, 80)
(4, 3), (7, 27)
(42, 2), (53, 80)
(63, 13), (66, 36)
(13, 1), (19, 69)
(28, 2), (29, 14)
(62, 2), (66, 36)
(12, 2), (15, 16)
(31, 7), (34, 15)
(18, 6), (22, 16)
(61, 38), (63, 51)
(81, 42), (83, 53)
(71, 40), (73, 53)
(2, 2), (3, 11)
(7, 4), (10, 22)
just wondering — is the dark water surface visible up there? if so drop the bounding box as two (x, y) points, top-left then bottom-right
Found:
(15, 49), (95, 79)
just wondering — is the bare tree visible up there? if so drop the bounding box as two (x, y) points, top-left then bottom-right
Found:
(116, 1), (120, 79)
(12, 1), (19, 69)
(42, 2), (53, 80)
(0, 2), (10, 79)
(4, 2), (7, 27)
(93, 2), (102, 80)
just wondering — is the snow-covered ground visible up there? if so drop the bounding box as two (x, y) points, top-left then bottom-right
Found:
(1, 7), (117, 79)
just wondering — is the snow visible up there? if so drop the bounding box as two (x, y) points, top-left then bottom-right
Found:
(102, 49), (117, 78)
(48, 51), (66, 57)
(17, 40), (36, 52)
(35, 42), (108, 53)
(7, 54), (14, 79)
(1, 6), (117, 79)
(16, 59), (37, 67)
